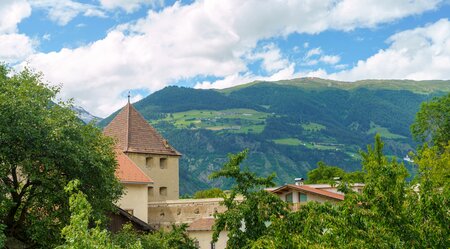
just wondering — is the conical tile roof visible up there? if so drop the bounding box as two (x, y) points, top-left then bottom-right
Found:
(104, 102), (181, 156)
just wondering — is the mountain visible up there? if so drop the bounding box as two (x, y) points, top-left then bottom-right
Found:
(99, 78), (449, 195)
(71, 106), (102, 124)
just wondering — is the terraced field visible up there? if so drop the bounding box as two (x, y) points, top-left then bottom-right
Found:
(153, 108), (270, 134)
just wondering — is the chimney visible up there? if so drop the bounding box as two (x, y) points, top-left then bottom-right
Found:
(294, 177), (304, 186)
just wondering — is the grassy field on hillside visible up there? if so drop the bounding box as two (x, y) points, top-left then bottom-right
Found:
(154, 109), (270, 134)
(272, 138), (345, 151)
(301, 122), (326, 131)
(367, 122), (406, 139)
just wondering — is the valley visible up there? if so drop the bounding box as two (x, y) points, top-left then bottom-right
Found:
(99, 78), (449, 194)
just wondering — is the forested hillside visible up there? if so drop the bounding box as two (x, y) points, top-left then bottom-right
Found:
(99, 78), (449, 194)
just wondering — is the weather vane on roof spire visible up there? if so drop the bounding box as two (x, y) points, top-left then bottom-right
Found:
(127, 91), (131, 103)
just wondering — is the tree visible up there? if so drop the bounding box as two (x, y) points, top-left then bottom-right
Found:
(411, 93), (450, 149)
(305, 161), (365, 184)
(57, 180), (126, 249)
(409, 143), (450, 248)
(193, 188), (225, 199)
(0, 65), (122, 247)
(210, 150), (287, 248)
(112, 223), (196, 249)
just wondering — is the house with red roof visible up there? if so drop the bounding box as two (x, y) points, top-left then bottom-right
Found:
(270, 180), (364, 211)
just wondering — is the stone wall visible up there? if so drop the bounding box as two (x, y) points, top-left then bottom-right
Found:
(147, 198), (235, 229)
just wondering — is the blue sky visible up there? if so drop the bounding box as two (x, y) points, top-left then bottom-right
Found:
(1, 0), (450, 116)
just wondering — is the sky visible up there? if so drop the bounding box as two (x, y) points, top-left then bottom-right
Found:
(1, 0), (450, 117)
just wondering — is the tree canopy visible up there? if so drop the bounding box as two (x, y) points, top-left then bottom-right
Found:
(305, 161), (365, 184)
(0, 65), (122, 247)
(210, 150), (288, 248)
(193, 188), (225, 199)
(212, 135), (449, 248)
(411, 92), (450, 149)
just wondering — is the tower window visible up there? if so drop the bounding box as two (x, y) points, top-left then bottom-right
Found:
(146, 157), (153, 168)
(148, 186), (154, 198)
(159, 187), (167, 196)
(160, 158), (167, 169)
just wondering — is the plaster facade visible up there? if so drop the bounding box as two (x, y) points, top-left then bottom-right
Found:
(126, 153), (180, 202)
(116, 183), (149, 222)
(188, 231), (228, 249)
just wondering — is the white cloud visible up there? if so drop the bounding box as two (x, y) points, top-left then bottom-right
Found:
(30, 0), (106, 26)
(0, 33), (35, 63)
(320, 55), (341, 65)
(0, 1), (35, 64)
(303, 47), (340, 65)
(43, 33), (51, 41)
(248, 43), (289, 73)
(0, 0), (31, 33)
(22, 0), (444, 116)
(99, 0), (163, 13)
(329, 0), (441, 31)
(330, 18), (450, 81)
(305, 48), (323, 59)
(194, 64), (299, 90)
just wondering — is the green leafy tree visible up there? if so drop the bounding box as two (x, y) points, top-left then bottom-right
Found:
(57, 180), (130, 249)
(193, 188), (225, 199)
(411, 93), (450, 149)
(406, 144), (450, 248)
(0, 65), (122, 247)
(305, 161), (346, 184)
(112, 223), (196, 249)
(306, 161), (365, 184)
(210, 149), (288, 248)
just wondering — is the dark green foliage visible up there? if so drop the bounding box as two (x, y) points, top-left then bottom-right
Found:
(210, 150), (288, 248)
(193, 188), (225, 199)
(0, 65), (122, 247)
(411, 92), (450, 149)
(112, 223), (196, 249)
(57, 180), (120, 249)
(0, 223), (5, 249)
(305, 161), (365, 184)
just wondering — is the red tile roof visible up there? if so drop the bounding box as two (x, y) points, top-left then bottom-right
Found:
(187, 218), (216, 231)
(104, 102), (181, 156)
(115, 150), (152, 184)
(271, 184), (345, 201)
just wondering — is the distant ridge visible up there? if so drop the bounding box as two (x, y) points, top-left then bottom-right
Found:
(220, 78), (450, 94)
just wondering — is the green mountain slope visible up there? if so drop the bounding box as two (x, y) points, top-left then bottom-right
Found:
(99, 78), (449, 194)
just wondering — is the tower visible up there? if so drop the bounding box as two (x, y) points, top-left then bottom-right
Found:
(104, 102), (181, 206)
